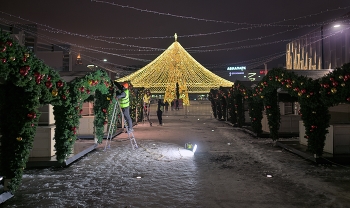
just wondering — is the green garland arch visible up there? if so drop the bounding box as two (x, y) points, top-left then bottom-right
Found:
(211, 63), (350, 156)
(0, 31), (118, 193)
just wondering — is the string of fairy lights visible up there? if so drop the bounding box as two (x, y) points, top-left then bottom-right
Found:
(4, 15), (350, 70)
(9, 22), (140, 73)
(1, 16), (292, 69)
(0, 3), (349, 70)
(206, 51), (287, 69)
(1, 7), (349, 42)
(14, 20), (350, 70)
(90, 0), (350, 27)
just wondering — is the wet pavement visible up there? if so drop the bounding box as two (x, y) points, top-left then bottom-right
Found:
(1, 113), (350, 207)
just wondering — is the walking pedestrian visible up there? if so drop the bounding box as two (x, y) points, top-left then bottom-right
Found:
(165, 100), (169, 111)
(115, 81), (133, 132)
(171, 100), (174, 111)
(157, 99), (165, 126)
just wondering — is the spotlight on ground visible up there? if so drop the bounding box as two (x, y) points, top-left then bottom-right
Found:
(192, 144), (197, 153)
(185, 142), (197, 154)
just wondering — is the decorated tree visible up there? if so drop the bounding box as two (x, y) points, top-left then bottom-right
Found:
(227, 85), (237, 124)
(208, 89), (218, 119)
(231, 81), (246, 127)
(218, 87), (229, 121)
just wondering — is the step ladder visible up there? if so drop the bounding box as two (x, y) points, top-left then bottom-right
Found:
(104, 100), (138, 151)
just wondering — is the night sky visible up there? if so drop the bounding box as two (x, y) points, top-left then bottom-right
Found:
(0, 0), (349, 71)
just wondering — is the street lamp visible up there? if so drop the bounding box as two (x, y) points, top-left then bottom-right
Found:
(321, 25), (324, 69)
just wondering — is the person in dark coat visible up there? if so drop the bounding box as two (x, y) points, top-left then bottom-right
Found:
(157, 99), (165, 126)
(164, 100), (169, 111)
(171, 100), (174, 111)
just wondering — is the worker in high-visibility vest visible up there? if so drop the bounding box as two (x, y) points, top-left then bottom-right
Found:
(115, 81), (133, 132)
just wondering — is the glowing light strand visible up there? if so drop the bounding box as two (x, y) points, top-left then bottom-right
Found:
(188, 25), (350, 53)
(0, 11), (348, 53)
(204, 51), (286, 68)
(11, 24), (153, 63)
(0, 11), (164, 51)
(90, 0), (350, 27)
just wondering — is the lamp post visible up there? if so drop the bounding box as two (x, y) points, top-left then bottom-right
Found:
(321, 25), (324, 69)
(320, 23), (348, 69)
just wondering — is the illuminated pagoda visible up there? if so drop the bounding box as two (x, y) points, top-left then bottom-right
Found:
(116, 33), (233, 105)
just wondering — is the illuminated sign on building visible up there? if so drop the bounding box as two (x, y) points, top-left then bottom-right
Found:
(247, 73), (256, 81)
(227, 66), (246, 71)
(229, 71), (244, 76)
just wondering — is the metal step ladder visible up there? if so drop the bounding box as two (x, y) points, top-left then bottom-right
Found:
(104, 100), (138, 151)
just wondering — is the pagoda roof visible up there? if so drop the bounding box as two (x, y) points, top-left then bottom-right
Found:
(116, 36), (233, 93)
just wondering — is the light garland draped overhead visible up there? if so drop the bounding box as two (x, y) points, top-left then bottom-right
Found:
(116, 34), (233, 105)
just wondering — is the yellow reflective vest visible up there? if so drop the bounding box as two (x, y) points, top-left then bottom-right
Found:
(119, 90), (130, 108)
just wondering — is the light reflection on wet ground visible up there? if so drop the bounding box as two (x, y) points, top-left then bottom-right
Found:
(11, 141), (201, 207)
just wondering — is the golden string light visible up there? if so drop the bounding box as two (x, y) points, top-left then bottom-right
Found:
(116, 37), (234, 105)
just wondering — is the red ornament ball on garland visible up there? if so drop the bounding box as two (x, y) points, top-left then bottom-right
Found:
(19, 66), (30, 76)
(45, 81), (52, 88)
(6, 40), (12, 46)
(56, 80), (64, 88)
(1, 58), (6, 63)
(27, 112), (36, 119)
(35, 76), (42, 84)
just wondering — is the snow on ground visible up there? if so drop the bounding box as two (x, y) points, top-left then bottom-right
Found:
(1, 116), (350, 207)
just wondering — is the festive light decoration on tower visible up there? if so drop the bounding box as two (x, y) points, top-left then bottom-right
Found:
(116, 34), (233, 105)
